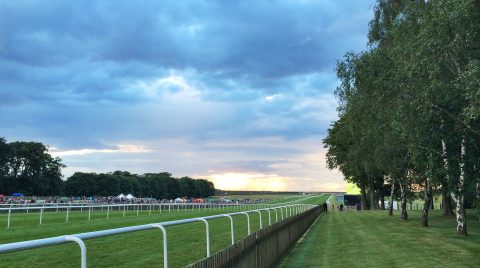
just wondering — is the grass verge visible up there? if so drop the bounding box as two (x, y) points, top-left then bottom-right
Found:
(278, 210), (480, 268)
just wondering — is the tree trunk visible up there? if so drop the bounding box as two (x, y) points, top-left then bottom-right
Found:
(389, 177), (395, 216)
(441, 137), (456, 219)
(370, 189), (377, 210)
(360, 180), (367, 210)
(476, 180), (480, 222)
(422, 178), (432, 227)
(380, 191), (385, 210)
(442, 183), (454, 217)
(452, 134), (467, 235)
(399, 180), (408, 220)
(368, 174), (377, 210)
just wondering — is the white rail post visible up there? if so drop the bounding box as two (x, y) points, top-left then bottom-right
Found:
(266, 209), (271, 225)
(7, 208), (11, 228)
(153, 224), (168, 268)
(199, 219), (210, 257)
(88, 207), (91, 221)
(66, 208), (70, 223)
(168, 204), (171, 213)
(123, 205), (126, 217)
(255, 210), (262, 229)
(107, 206), (110, 219)
(222, 214), (235, 245)
(39, 208), (43, 225)
(65, 236), (87, 268)
(274, 208), (278, 222)
(241, 212), (251, 235)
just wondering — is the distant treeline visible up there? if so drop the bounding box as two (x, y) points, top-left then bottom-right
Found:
(0, 138), (215, 198)
(65, 171), (215, 199)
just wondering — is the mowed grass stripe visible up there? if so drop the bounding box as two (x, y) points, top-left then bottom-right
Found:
(278, 210), (480, 268)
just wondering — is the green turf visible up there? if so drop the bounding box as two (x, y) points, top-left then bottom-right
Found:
(0, 194), (327, 267)
(216, 194), (306, 204)
(278, 210), (480, 268)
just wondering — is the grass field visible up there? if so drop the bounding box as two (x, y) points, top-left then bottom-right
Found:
(214, 194), (309, 206)
(0, 194), (327, 267)
(0, 194), (314, 229)
(278, 209), (480, 268)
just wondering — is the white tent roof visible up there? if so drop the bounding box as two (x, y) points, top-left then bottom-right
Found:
(125, 193), (135, 199)
(117, 193), (125, 198)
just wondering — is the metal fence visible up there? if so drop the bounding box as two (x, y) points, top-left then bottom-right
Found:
(0, 195), (318, 228)
(188, 205), (323, 268)
(0, 203), (265, 228)
(0, 203), (315, 268)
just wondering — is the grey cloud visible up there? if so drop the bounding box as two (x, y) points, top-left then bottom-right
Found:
(0, 0), (372, 150)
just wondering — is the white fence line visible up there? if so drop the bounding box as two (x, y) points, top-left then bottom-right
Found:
(1, 195), (320, 228)
(0, 204), (316, 268)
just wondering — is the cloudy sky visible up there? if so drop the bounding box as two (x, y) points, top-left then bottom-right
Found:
(0, 0), (374, 192)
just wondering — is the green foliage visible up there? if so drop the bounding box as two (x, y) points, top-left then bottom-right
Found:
(0, 138), (65, 196)
(64, 172), (215, 198)
(324, 0), (480, 221)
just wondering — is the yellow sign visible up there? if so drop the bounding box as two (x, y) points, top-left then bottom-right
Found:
(346, 182), (360, 195)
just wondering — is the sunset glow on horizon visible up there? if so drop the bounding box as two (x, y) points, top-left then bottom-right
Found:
(207, 172), (289, 192)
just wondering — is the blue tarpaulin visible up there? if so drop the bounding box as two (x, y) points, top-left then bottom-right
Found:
(11, 193), (24, 197)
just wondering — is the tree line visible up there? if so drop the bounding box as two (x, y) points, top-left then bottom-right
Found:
(324, 0), (480, 235)
(65, 171), (215, 199)
(0, 138), (216, 198)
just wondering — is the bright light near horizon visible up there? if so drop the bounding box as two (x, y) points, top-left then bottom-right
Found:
(208, 172), (288, 191)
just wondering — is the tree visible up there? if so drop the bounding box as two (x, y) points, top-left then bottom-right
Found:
(326, 0), (480, 233)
